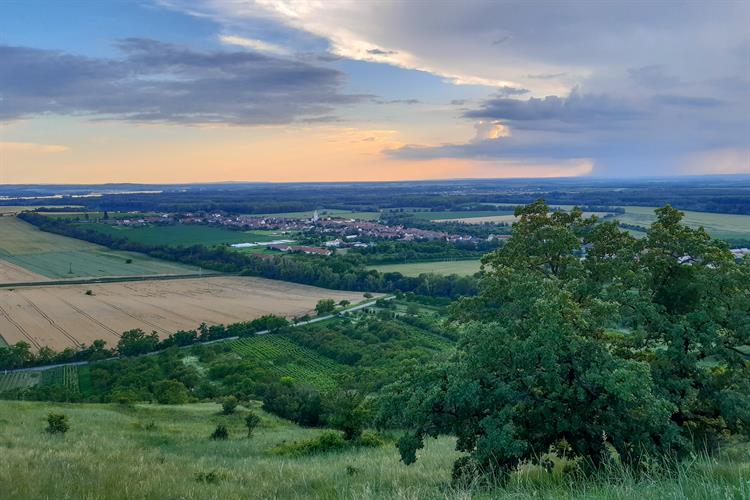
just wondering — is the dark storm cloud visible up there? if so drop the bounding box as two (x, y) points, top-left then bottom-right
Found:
(0, 39), (362, 125)
(463, 91), (642, 124)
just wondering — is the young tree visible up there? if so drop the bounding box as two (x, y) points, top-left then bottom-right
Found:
(315, 299), (336, 315)
(325, 390), (369, 441)
(221, 395), (238, 415)
(245, 412), (261, 437)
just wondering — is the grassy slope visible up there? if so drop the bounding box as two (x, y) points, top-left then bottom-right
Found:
(0, 400), (747, 499)
(0, 217), (198, 279)
(370, 260), (482, 276)
(81, 223), (284, 247)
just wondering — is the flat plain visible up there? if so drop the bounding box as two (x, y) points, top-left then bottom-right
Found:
(0, 216), (198, 282)
(612, 206), (750, 240)
(0, 276), (370, 350)
(370, 260), (482, 276)
(82, 223), (285, 247)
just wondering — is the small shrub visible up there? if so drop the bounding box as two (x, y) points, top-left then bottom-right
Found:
(125, 258), (133, 264)
(85, 290), (94, 296)
(245, 412), (261, 437)
(346, 465), (360, 476)
(45, 413), (69, 434)
(357, 430), (385, 447)
(363, 292), (373, 299)
(221, 395), (238, 415)
(194, 470), (224, 483)
(271, 431), (347, 456)
(210, 424), (229, 441)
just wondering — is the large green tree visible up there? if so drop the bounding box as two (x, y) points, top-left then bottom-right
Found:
(380, 201), (749, 480)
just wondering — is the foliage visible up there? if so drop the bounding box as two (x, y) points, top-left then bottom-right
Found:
(381, 201), (750, 481)
(262, 381), (323, 426)
(210, 424), (229, 441)
(315, 299), (336, 315)
(152, 379), (189, 405)
(221, 395), (238, 415)
(45, 413), (69, 434)
(244, 412), (261, 437)
(324, 390), (369, 440)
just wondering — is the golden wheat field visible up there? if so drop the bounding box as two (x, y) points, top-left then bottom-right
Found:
(0, 277), (369, 350)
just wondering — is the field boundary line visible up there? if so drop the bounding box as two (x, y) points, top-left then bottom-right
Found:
(0, 272), (229, 289)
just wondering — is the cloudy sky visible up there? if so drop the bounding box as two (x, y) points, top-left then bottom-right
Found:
(1, 0), (748, 183)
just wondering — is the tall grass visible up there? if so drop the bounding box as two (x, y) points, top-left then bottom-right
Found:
(0, 400), (747, 499)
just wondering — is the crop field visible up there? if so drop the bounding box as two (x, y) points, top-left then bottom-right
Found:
(40, 365), (80, 391)
(611, 206), (750, 240)
(0, 277), (370, 350)
(370, 260), (482, 276)
(0, 206), (83, 215)
(409, 210), (515, 221)
(0, 216), (198, 282)
(231, 336), (345, 390)
(81, 223), (285, 247)
(256, 209), (380, 220)
(0, 371), (41, 392)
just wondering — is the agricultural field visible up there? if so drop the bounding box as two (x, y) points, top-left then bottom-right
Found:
(230, 336), (345, 391)
(0, 206), (83, 215)
(0, 371), (41, 392)
(408, 210), (515, 221)
(0, 276), (370, 350)
(81, 223), (286, 247)
(433, 208), (610, 224)
(256, 209), (380, 220)
(610, 206), (750, 240)
(0, 216), (199, 282)
(369, 259), (482, 276)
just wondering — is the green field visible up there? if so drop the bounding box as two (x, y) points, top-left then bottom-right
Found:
(0, 400), (746, 499)
(370, 259), (482, 276)
(256, 209), (381, 220)
(39, 211), (160, 220)
(230, 336), (345, 391)
(0, 216), (199, 280)
(81, 223), (286, 247)
(611, 206), (750, 241)
(406, 210), (515, 221)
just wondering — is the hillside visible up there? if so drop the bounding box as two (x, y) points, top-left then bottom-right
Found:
(1, 400), (747, 499)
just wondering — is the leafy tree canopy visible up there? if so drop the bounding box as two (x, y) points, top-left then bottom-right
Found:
(380, 201), (749, 480)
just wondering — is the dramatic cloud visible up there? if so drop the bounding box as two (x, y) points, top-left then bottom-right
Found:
(0, 38), (361, 125)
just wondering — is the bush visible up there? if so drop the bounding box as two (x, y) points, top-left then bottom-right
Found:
(210, 424), (229, 440)
(271, 431), (347, 456)
(315, 299), (336, 315)
(45, 413), (69, 434)
(221, 395), (238, 415)
(152, 380), (189, 405)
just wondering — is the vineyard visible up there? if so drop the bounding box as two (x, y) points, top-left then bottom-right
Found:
(40, 365), (80, 391)
(0, 371), (41, 392)
(230, 336), (346, 391)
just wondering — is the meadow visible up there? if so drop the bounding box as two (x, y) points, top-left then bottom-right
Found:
(0, 277), (368, 350)
(0, 216), (198, 282)
(370, 259), (482, 276)
(0, 400), (746, 499)
(81, 223), (285, 247)
(408, 210), (515, 221)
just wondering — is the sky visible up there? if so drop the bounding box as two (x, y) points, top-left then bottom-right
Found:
(0, 0), (748, 184)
